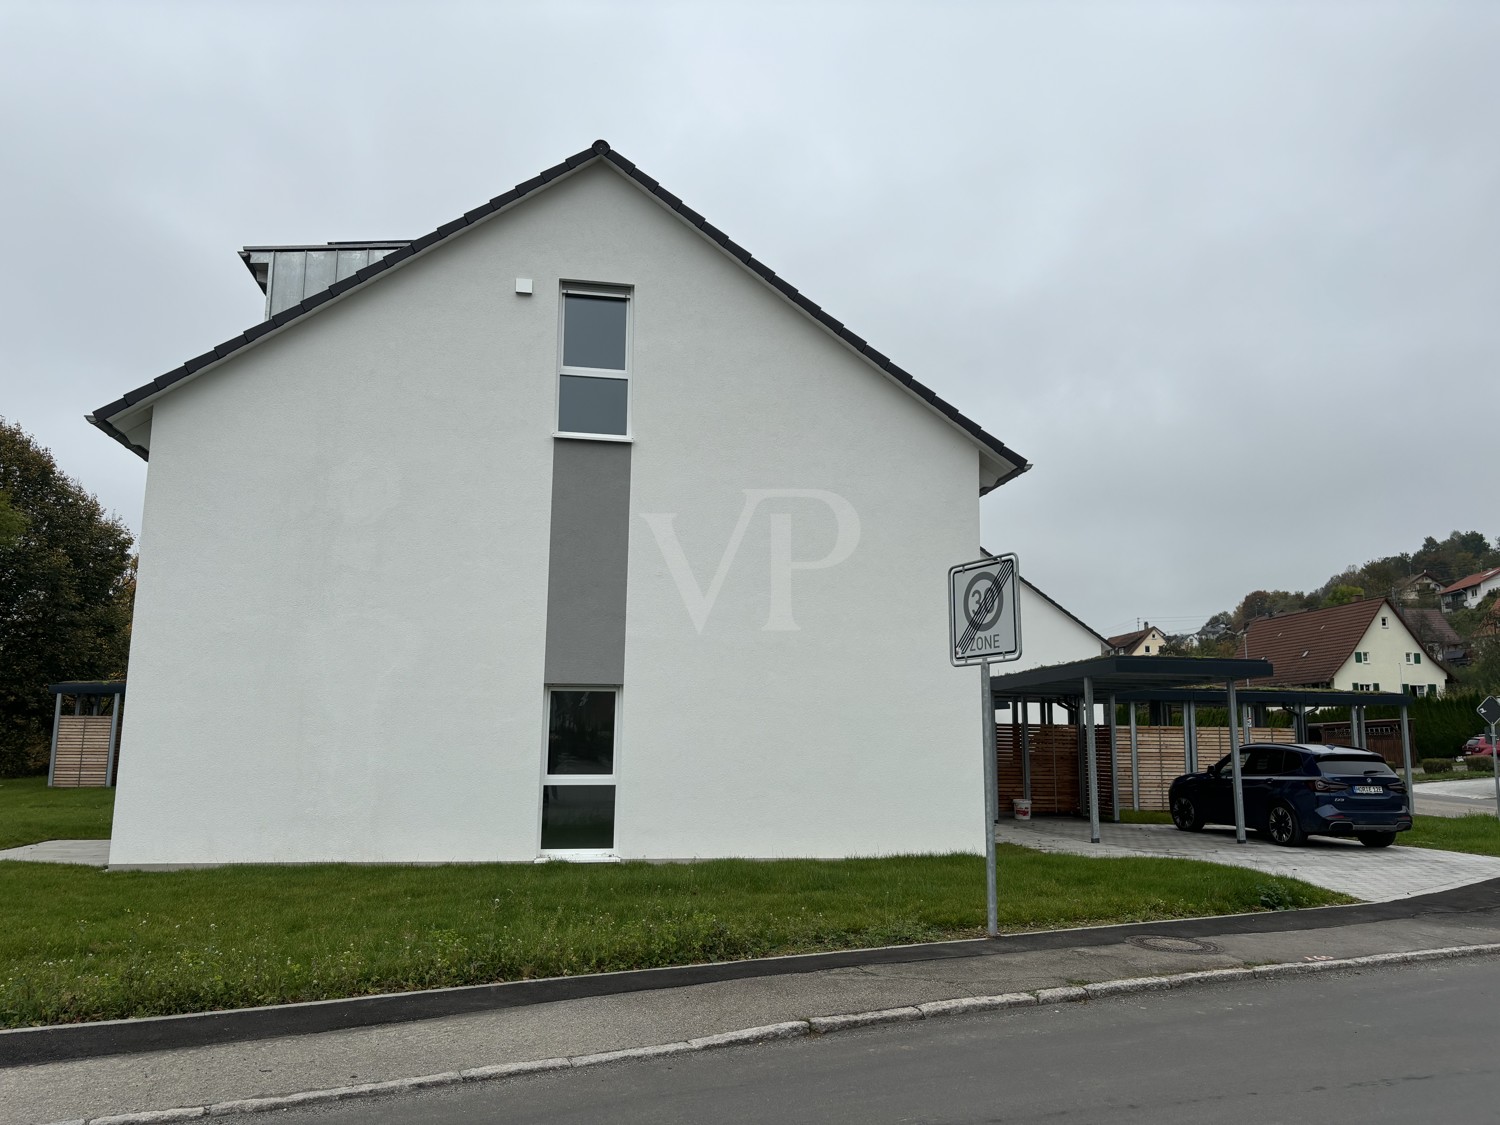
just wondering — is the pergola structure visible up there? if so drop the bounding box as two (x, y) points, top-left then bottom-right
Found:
(990, 657), (1320, 852)
(47, 681), (125, 788)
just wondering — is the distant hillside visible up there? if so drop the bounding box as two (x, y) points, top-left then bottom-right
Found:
(1177, 530), (1500, 679)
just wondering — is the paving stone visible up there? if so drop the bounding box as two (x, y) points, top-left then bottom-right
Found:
(995, 819), (1500, 901)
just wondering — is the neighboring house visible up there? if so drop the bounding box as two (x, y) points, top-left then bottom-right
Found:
(1440, 567), (1500, 613)
(87, 140), (1031, 866)
(1107, 624), (1168, 656)
(1396, 606), (1467, 666)
(1014, 577), (1113, 668)
(1392, 570), (1444, 603)
(1242, 598), (1453, 697)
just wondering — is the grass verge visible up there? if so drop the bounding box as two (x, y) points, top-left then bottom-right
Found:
(0, 778), (1350, 1029)
(0, 851), (1348, 1029)
(0, 777), (114, 850)
(1402, 814), (1500, 857)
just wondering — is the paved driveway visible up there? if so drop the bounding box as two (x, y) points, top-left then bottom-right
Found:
(996, 818), (1500, 902)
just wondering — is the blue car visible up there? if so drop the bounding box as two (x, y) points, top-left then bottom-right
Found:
(1168, 743), (1412, 848)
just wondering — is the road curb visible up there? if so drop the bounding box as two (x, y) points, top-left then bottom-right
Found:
(53, 942), (1500, 1124)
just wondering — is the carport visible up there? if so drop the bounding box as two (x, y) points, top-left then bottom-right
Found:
(1111, 686), (1418, 820)
(986, 656), (1272, 847)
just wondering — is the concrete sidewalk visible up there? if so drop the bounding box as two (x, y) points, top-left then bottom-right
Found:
(6, 890), (1500, 1125)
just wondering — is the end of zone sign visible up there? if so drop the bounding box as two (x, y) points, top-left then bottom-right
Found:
(949, 554), (1021, 666)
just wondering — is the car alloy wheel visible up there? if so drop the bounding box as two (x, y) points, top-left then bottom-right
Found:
(1171, 795), (1203, 832)
(1267, 802), (1304, 847)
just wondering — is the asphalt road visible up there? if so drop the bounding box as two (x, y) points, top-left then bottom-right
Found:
(1415, 777), (1499, 818)
(257, 955), (1500, 1125)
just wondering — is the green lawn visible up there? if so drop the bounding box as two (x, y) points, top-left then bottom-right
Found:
(0, 777), (1351, 1030)
(0, 777), (115, 850)
(0, 852), (1347, 1029)
(1403, 814), (1500, 857)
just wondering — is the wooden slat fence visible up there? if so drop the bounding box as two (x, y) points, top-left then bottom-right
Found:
(996, 724), (1115, 816)
(51, 715), (114, 787)
(997, 723), (1297, 814)
(1114, 726), (1297, 811)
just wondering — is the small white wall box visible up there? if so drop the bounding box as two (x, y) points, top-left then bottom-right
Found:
(515, 278), (533, 294)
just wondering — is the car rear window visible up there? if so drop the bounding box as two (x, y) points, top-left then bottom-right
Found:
(1315, 757), (1396, 778)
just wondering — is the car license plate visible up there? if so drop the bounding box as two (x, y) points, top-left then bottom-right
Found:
(1353, 785), (1383, 795)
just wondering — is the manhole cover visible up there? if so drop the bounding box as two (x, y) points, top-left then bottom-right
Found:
(1127, 935), (1220, 954)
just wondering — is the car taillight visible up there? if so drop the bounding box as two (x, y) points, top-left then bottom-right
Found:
(1388, 779), (1407, 792)
(1312, 778), (1349, 793)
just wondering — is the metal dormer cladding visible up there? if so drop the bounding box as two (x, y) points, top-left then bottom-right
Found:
(240, 243), (411, 319)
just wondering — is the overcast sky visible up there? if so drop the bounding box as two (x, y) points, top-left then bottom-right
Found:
(2, 0), (1496, 637)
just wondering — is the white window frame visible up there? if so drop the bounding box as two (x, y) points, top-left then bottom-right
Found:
(555, 285), (633, 442)
(538, 686), (622, 860)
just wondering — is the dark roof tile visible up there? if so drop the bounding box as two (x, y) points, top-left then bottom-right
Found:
(90, 140), (1030, 481)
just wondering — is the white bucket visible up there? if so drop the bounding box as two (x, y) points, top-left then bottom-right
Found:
(1013, 799), (1032, 821)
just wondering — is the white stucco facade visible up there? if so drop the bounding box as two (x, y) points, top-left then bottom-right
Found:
(1331, 608), (1450, 697)
(105, 158), (1022, 865)
(1010, 579), (1108, 671)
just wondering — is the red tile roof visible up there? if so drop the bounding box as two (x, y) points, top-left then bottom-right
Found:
(1440, 566), (1500, 595)
(1241, 600), (1387, 686)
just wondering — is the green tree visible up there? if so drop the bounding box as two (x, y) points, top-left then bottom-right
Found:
(0, 419), (135, 776)
(0, 490), (24, 546)
(1324, 584), (1365, 607)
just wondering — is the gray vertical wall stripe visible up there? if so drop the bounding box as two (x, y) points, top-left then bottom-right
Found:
(543, 439), (631, 684)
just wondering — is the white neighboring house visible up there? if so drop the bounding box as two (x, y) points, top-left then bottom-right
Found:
(1014, 578), (1112, 669)
(88, 141), (1030, 866)
(1244, 598), (1453, 698)
(1440, 567), (1500, 613)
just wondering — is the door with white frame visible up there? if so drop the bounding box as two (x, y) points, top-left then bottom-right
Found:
(540, 688), (619, 856)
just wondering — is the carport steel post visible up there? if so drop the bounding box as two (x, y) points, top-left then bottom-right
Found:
(1226, 679), (1246, 844)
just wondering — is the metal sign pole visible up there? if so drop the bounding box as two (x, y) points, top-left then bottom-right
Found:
(1475, 698), (1500, 822)
(980, 660), (998, 937)
(1492, 720), (1499, 822)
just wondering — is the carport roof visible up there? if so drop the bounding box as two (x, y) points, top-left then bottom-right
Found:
(985, 655), (1271, 700)
(1113, 686), (1414, 708)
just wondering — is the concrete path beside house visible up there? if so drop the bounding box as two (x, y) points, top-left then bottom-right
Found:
(0, 840), (109, 866)
(994, 818), (1500, 901)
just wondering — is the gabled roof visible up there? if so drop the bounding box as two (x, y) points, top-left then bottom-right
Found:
(1440, 566), (1500, 595)
(87, 140), (1028, 489)
(1241, 597), (1452, 686)
(1106, 624), (1161, 650)
(1395, 606), (1461, 647)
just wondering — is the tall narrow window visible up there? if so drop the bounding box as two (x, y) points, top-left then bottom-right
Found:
(558, 289), (630, 437)
(541, 689), (618, 852)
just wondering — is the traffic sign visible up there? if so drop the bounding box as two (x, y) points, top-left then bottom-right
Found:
(1478, 696), (1500, 727)
(949, 555), (1021, 667)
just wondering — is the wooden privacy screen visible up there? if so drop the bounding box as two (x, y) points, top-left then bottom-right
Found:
(996, 724), (1297, 815)
(51, 715), (113, 787)
(1307, 721), (1409, 768)
(996, 725), (1115, 816)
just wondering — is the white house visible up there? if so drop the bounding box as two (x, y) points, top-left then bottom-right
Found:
(90, 141), (1030, 866)
(1014, 578), (1111, 669)
(1440, 567), (1500, 613)
(1244, 598), (1452, 698)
